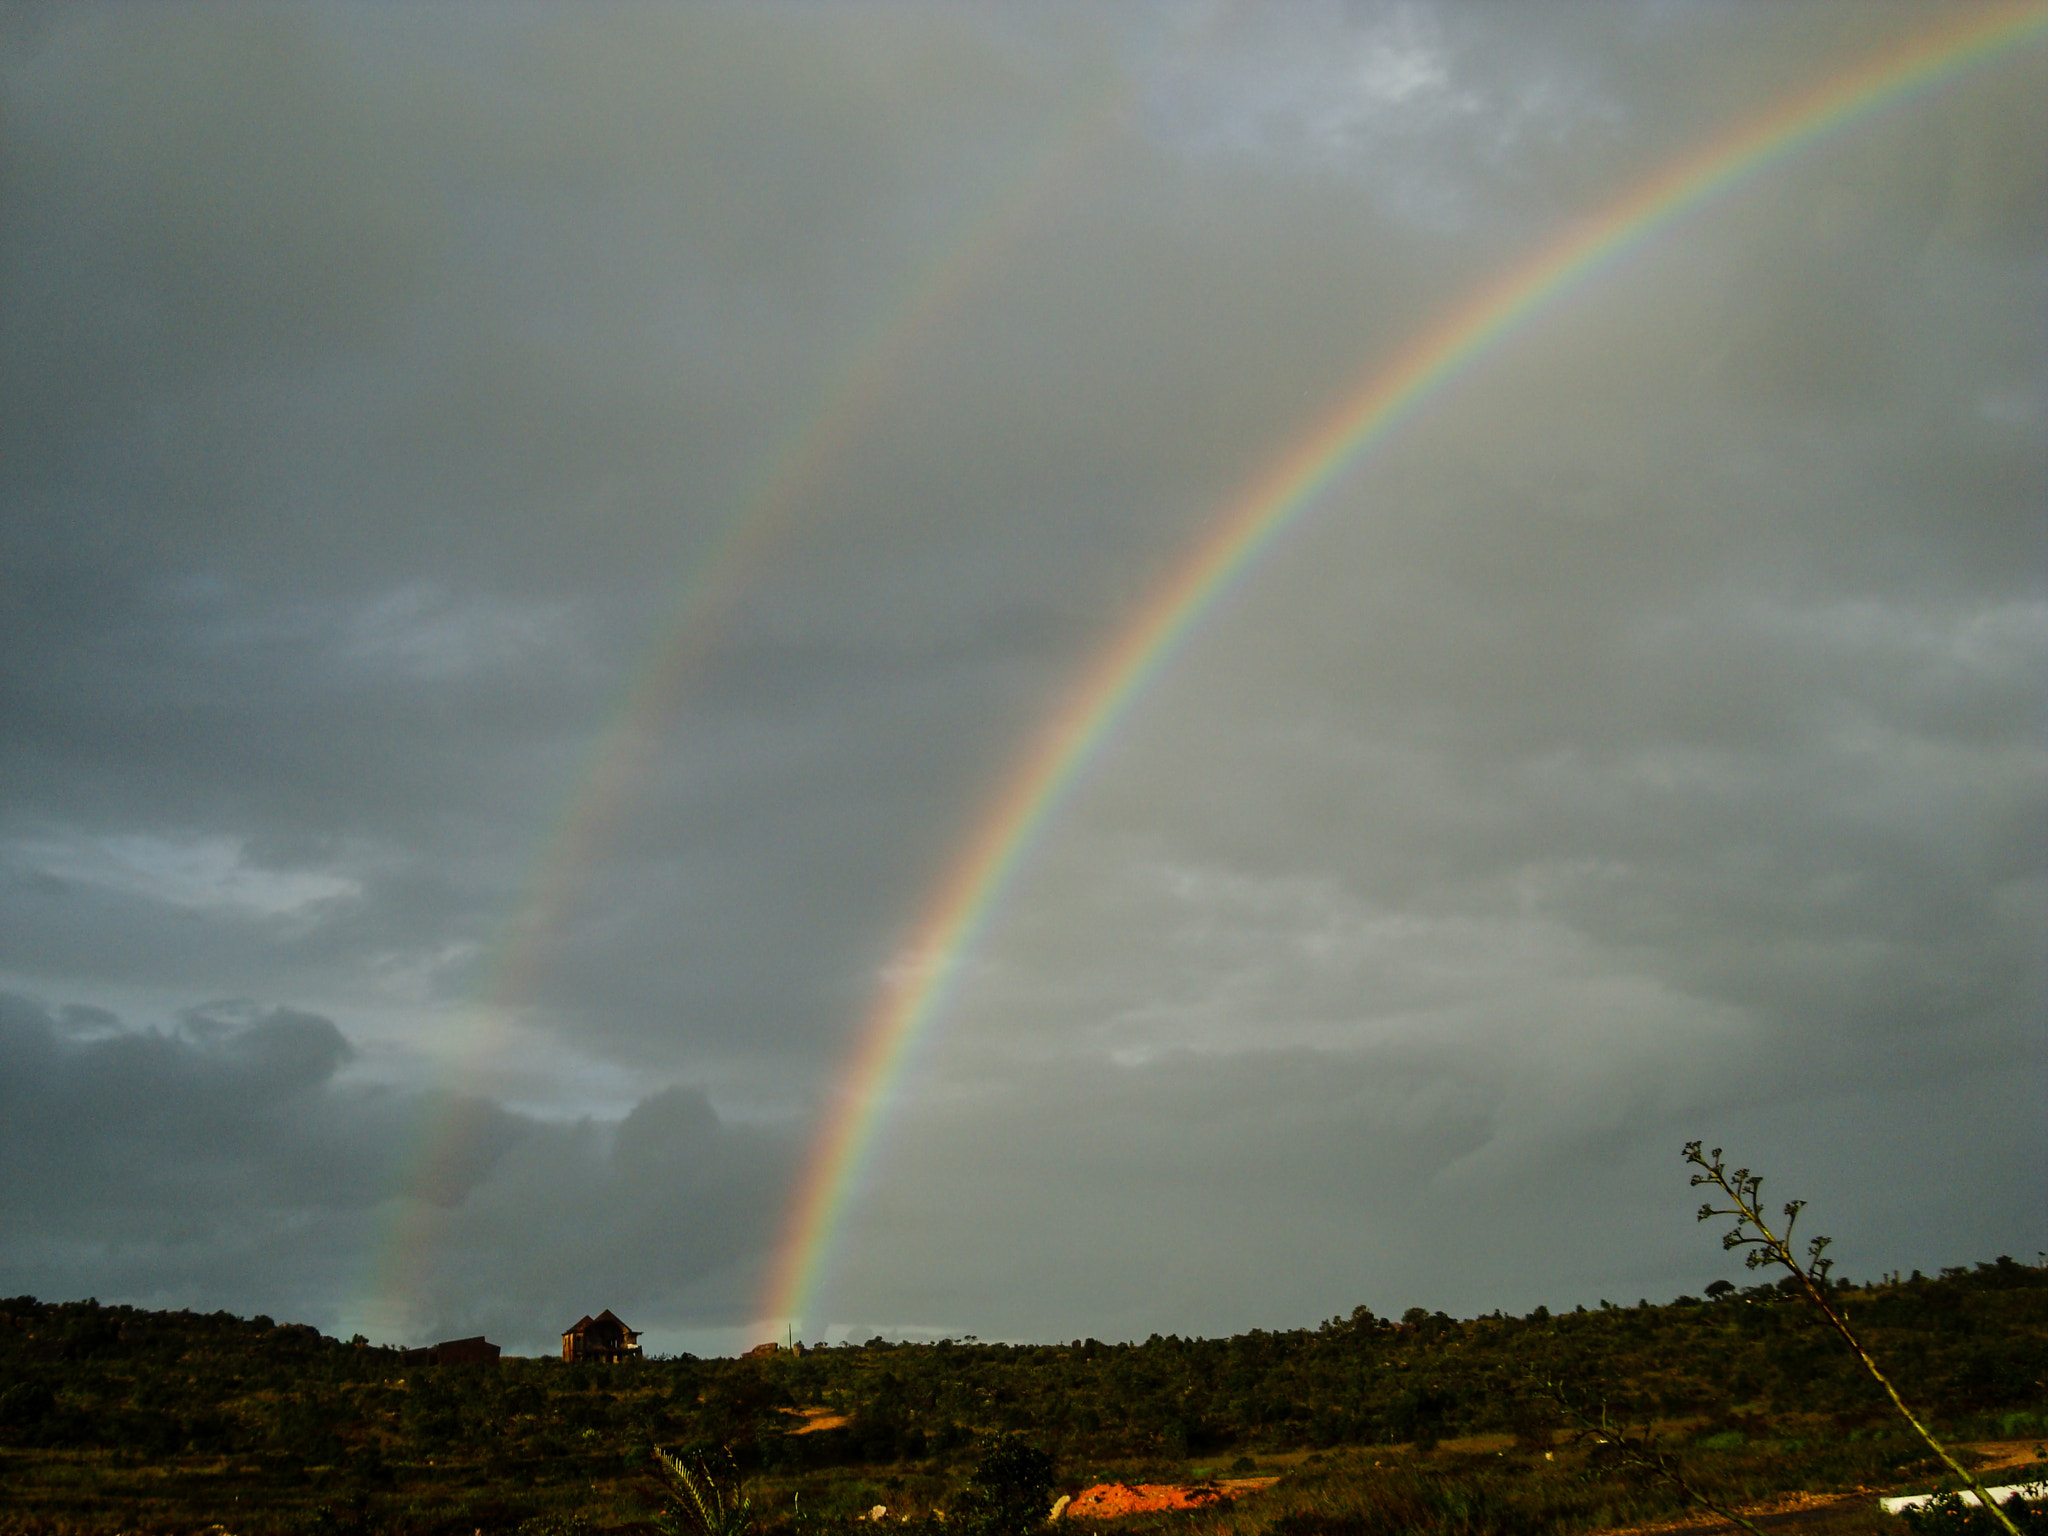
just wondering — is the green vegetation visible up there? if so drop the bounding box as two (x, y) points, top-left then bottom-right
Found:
(953, 1435), (1059, 1536)
(1903, 1494), (2048, 1536)
(656, 1445), (757, 1536)
(1543, 1381), (1774, 1536)
(0, 1254), (2041, 1534)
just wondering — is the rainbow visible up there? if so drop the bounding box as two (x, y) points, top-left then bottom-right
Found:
(760, 3), (2048, 1335)
(358, 72), (1140, 1332)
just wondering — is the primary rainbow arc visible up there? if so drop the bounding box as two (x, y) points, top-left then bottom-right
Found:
(760, 3), (2048, 1336)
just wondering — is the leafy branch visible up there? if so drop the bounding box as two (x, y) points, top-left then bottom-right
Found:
(1683, 1142), (2020, 1536)
(654, 1445), (756, 1536)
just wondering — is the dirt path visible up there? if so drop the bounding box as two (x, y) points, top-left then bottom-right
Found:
(1971, 1442), (2048, 1478)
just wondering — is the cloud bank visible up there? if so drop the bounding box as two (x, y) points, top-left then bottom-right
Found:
(0, 2), (2039, 1348)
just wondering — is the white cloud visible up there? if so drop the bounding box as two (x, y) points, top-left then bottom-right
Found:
(9, 830), (360, 918)
(1132, 2), (1619, 230)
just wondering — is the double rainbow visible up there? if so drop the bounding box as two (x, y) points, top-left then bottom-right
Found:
(360, 71), (1136, 1331)
(760, 3), (2048, 1335)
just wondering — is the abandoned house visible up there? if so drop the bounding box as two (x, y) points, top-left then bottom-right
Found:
(561, 1309), (642, 1363)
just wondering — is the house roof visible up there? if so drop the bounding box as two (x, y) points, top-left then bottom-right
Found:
(564, 1310), (636, 1337)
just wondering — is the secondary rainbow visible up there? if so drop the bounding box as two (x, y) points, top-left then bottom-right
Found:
(760, 3), (2048, 1334)
(356, 77), (1138, 1333)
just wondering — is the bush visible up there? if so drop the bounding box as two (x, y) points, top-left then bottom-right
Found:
(1904, 1494), (2048, 1536)
(953, 1436), (1055, 1536)
(0, 1378), (57, 1442)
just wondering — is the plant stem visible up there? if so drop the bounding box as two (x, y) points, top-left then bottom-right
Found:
(1685, 1146), (2021, 1536)
(1552, 1387), (1772, 1536)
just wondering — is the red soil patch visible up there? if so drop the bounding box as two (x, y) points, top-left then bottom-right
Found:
(1062, 1480), (1278, 1518)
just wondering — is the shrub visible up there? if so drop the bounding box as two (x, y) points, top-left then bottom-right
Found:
(656, 1445), (757, 1536)
(953, 1436), (1056, 1536)
(1903, 1493), (2048, 1536)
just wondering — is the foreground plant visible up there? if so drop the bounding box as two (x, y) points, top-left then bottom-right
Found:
(655, 1445), (756, 1536)
(1684, 1141), (2023, 1536)
(1903, 1491), (2048, 1536)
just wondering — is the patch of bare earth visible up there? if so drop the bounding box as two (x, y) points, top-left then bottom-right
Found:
(1970, 1442), (2048, 1477)
(1061, 1480), (1280, 1518)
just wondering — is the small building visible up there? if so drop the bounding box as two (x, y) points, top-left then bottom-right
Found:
(400, 1335), (502, 1366)
(562, 1309), (642, 1363)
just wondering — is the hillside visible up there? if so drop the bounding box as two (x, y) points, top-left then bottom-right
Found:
(1, 1259), (2043, 1534)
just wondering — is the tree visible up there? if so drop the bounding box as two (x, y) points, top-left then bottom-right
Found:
(1683, 1142), (2024, 1536)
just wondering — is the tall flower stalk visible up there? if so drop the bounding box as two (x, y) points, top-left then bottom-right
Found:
(1683, 1142), (2022, 1536)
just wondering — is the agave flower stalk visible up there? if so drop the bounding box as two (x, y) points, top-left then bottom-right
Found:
(1683, 1142), (2021, 1536)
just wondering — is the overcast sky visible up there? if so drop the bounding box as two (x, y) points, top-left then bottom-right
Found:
(1, 2), (2042, 1358)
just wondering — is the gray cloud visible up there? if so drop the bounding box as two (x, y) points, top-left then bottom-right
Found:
(0, 993), (792, 1351)
(0, 2), (2040, 1344)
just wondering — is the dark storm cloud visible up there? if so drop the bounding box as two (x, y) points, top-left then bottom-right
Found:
(0, 2), (2039, 1343)
(0, 991), (504, 1219)
(405, 1082), (796, 1351)
(0, 992), (793, 1348)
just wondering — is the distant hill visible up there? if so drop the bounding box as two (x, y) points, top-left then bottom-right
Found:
(5, 1260), (2045, 1462)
